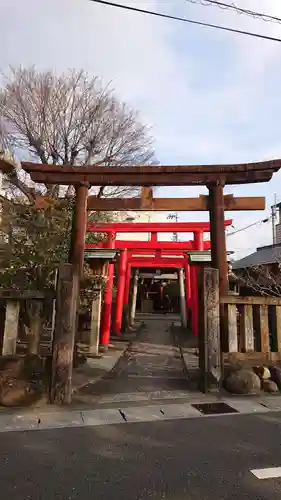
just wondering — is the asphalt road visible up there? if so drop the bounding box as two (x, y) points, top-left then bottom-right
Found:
(2, 411), (281, 499)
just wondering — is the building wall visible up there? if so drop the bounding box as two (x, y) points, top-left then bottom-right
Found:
(276, 223), (281, 244)
(115, 210), (176, 242)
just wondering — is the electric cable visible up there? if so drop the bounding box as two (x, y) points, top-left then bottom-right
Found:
(89, 0), (281, 43)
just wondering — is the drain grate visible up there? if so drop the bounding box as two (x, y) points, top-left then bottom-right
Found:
(192, 402), (239, 415)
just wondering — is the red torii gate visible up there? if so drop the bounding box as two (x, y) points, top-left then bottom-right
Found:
(86, 219), (232, 344)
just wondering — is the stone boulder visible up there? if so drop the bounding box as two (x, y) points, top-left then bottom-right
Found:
(0, 356), (24, 379)
(262, 379), (279, 393)
(224, 368), (261, 395)
(0, 355), (45, 407)
(0, 380), (41, 407)
(269, 366), (281, 390)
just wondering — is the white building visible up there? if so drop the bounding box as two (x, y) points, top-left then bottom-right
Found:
(115, 210), (174, 241)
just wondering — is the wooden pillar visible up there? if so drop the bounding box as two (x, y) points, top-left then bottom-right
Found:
(124, 264), (132, 307)
(178, 268), (187, 328)
(198, 267), (221, 393)
(185, 259), (191, 312)
(68, 183), (89, 366)
(88, 287), (102, 356)
(69, 183), (89, 276)
(190, 266), (199, 337)
(151, 232), (157, 243)
(2, 300), (20, 355)
(100, 232), (116, 348)
(26, 300), (43, 355)
(50, 264), (79, 404)
(130, 269), (139, 326)
(114, 248), (128, 336)
(122, 263), (131, 332)
(194, 231), (204, 251)
(208, 183), (228, 296)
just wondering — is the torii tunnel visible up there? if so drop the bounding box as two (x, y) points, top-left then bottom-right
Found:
(86, 220), (232, 347)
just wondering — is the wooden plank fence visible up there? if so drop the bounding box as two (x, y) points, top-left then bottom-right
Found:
(198, 268), (281, 393)
(0, 292), (51, 356)
(0, 288), (103, 358)
(220, 295), (281, 361)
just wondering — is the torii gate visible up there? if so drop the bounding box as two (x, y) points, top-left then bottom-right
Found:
(18, 160), (275, 299)
(86, 220), (232, 344)
(1, 158), (278, 404)
(86, 236), (211, 338)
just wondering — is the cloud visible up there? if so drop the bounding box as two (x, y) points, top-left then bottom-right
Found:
(1, 0), (281, 259)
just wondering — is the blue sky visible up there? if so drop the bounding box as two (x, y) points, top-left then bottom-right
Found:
(1, 0), (281, 258)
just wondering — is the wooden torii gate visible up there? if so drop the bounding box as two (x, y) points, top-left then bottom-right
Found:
(1, 158), (279, 404)
(18, 159), (276, 297)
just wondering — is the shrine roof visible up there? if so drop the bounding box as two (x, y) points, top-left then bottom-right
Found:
(232, 244), (281, 269)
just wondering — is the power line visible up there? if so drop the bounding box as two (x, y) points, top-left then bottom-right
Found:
(226, 216), (270, 237)
(89, 0), (281, 43)
(185, 0), (281, 25)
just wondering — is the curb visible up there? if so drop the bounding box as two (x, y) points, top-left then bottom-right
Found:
(0, 395), (280, 434)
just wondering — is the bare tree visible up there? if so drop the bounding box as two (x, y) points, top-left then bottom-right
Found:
(230, 263), (281, 297)
(0, 67), (157, 290)
(0, 66), (157, 202)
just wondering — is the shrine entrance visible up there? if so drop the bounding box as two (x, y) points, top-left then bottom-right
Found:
(1, 158), (278, 403)
(86, 219), (232, 342)
(136, 271), (181, 315)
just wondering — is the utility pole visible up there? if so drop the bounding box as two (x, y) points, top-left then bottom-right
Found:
(272, 193), (277, 245)
(167, 212), (179, 241)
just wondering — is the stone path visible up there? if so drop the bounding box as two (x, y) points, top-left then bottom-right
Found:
(74, 316), (193, 406)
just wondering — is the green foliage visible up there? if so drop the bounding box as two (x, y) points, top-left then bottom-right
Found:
(0, 197), (70, 290)
(0, 197), (108, 292)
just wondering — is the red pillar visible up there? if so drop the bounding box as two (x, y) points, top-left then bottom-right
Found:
(113, 248), (128, 336)
(190, 231), (203, 337)
(151, 232), (157, 243)
(194, 231), (204, 251)
(190, 265), (199, 337)
(191, 232), (200, 337)
(100, 232), (115, 348)
(124, 264), (132, 307)
(185, 259), (191, 312)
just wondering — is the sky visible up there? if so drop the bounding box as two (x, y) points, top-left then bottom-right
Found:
(1, 0), (281, 258)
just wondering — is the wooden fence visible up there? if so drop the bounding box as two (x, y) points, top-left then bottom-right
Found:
(221, 295), (281, 361)
(0, 286), (102, 358)
(198, 268), (281, 392)
(0, 291), (52, 357)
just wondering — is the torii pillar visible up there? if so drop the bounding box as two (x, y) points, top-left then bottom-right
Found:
(208, 182), (229, 347)
(114, 248), (128, 335)
(190, 230), (204, 337)
(178, 268), (187, 328)
(100, 232), (116, 349)
(184, 259), (191, 314)
(69, 183), (89, 275)
(208, 183), (228, 296)
(124, 264), (132, 307)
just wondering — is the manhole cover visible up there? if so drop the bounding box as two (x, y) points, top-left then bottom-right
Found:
(192, 402), (238, 415)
